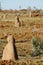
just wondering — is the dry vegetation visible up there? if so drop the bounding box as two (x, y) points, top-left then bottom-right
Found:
(0, 10), (43, 65)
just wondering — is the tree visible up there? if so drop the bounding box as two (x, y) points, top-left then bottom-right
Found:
(27, 6), (32, 10)
(0, 2), (2, 10)
(33, 6), (38, 10)
(19, 5), (21, 10)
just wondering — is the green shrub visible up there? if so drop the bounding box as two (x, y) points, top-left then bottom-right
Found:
(31, 37), (43, 56)
(40, 62), (43, 65)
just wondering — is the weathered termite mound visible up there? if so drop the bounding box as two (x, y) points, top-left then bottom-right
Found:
(2, 35), (18, 60)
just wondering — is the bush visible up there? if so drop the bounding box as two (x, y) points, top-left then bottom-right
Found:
(31, 37), (43, 56)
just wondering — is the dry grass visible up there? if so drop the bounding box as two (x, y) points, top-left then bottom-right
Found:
(0, 11), (43, 64)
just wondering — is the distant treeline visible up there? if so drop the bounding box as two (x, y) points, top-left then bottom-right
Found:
(0, 9), (43, 17)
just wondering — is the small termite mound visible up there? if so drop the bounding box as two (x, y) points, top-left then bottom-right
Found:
(15, 16), (22, 27)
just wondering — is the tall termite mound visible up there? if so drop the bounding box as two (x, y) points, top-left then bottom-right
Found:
(2, 35), (18, 60)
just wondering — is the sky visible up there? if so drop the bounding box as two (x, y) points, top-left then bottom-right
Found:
(0, 0), (43, 10)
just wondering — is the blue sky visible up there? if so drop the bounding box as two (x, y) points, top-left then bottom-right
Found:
(0, 0), (43, 10)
